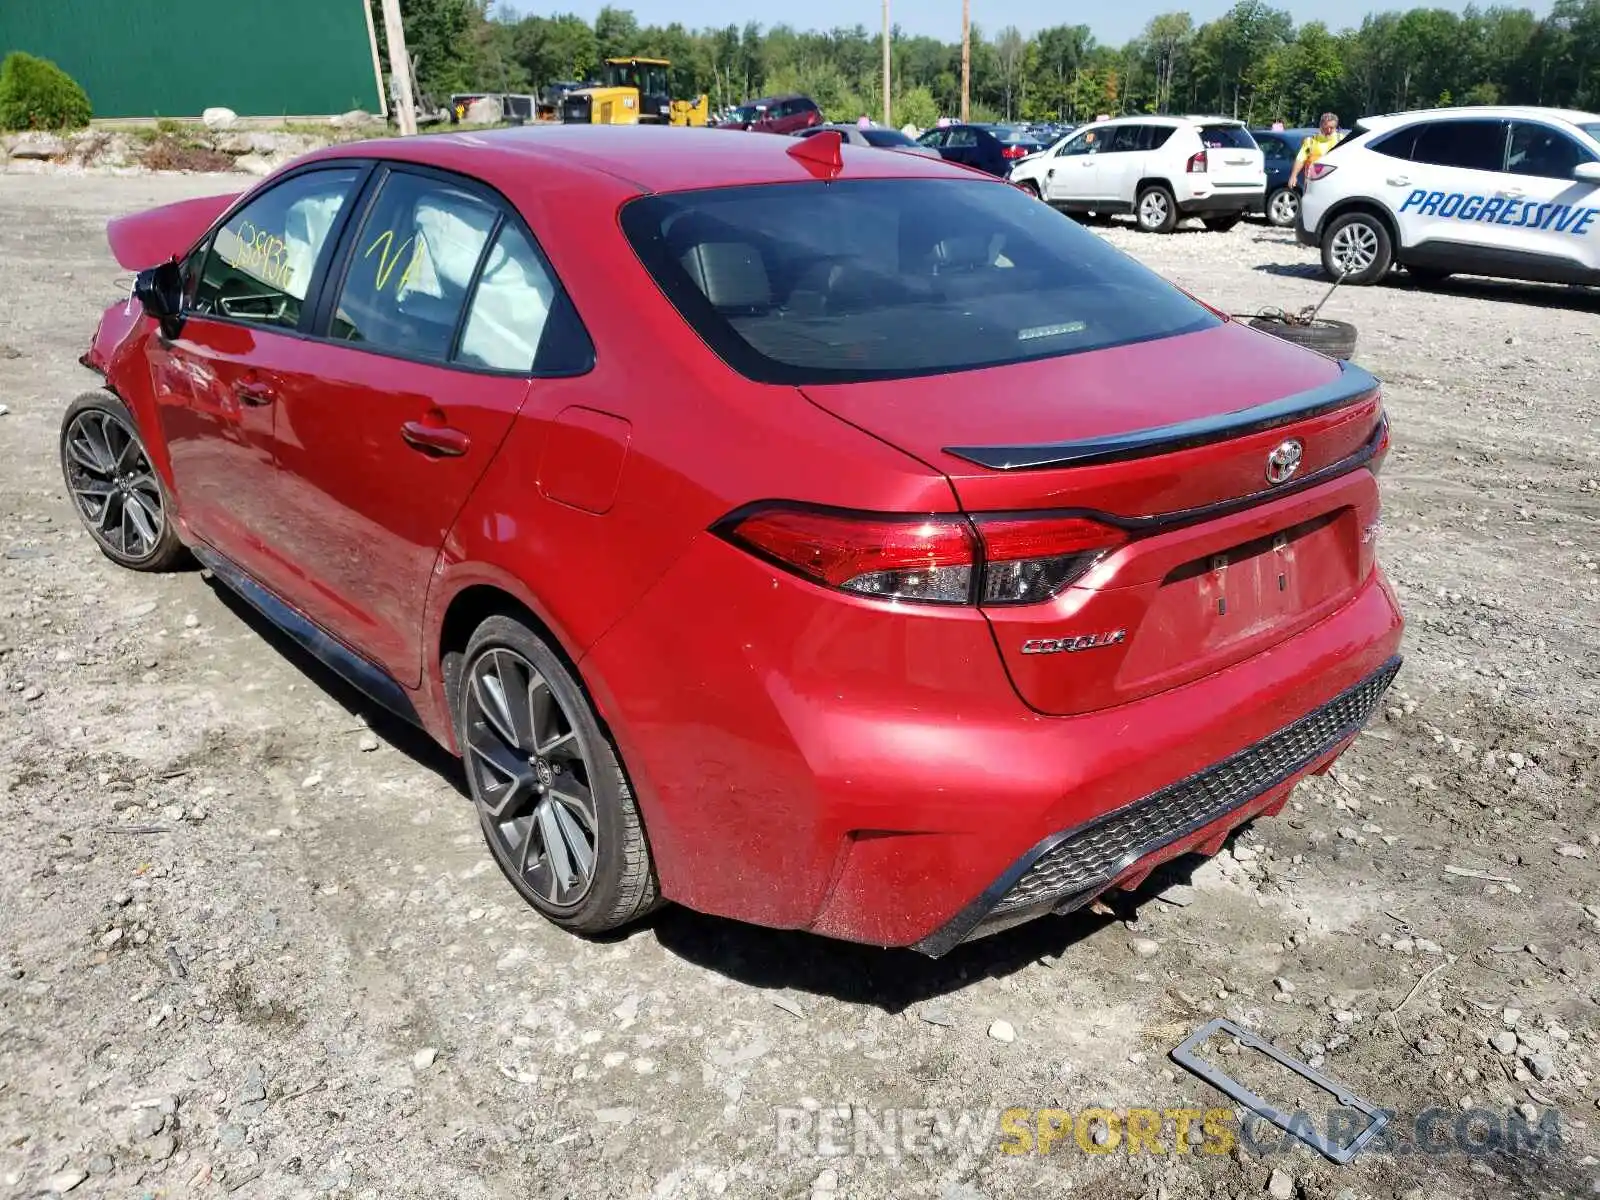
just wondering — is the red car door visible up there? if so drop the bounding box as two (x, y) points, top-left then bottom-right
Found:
(239, 166), (571, 686)
(150, 166), (365, 589)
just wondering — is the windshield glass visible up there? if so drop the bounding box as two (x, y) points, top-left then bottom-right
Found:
(621, 179), (1217, 385)
(1580, 122), (1600, 143)
(862, 129), (916, 147)
(1199, 124), (1257, 149)
(730, 104), (762, 123)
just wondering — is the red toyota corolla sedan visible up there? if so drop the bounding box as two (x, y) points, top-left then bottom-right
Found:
(68, 126), (1401, 955)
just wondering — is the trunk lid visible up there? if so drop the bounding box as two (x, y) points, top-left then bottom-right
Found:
(1198, 123), (1266, 189)
(107, 192), (240, 270)
(800, 321), (1386, 716)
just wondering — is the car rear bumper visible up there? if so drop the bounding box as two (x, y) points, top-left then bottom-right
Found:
(584, 532), (1405, 951)
(1178, 189), (1264, 216)
(912, 654), (1400, 954)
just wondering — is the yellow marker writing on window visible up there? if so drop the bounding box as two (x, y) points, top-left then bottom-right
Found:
(365, 229), (423, 293)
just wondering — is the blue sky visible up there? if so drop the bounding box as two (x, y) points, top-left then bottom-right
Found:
(507, 0), (1554, 45)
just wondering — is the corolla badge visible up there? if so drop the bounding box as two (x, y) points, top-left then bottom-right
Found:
(1020, 629), (1127, 656)
(1265, 438), (1304, 485)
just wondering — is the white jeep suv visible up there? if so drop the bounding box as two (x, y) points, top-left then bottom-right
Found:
(1298, 105), (1600, 286)
(1009, 116), (1266, 233)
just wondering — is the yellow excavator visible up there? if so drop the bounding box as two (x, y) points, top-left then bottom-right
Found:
(558, 57), (709, 127)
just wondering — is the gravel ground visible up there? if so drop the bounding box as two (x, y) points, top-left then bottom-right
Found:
(1, 173), (1598, 1200)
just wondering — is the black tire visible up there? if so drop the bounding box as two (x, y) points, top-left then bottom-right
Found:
(1014, 178), (1041, 199)
(1202, 215), (1243, 233)
(1265, 186), (1299, 228)
(1247, 316), (1359, 360)
(456, 614), (660, 936)
(1135, 185), (1178, 233)
(59, 391), (186, 572)
(1320, 210), (1393, 285)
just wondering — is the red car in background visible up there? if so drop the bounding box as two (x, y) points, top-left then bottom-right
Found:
(716, 93), (822, 135)
(68, 127), (1401, 955)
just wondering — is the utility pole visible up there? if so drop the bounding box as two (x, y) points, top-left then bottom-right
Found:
(960, 0), (970, 123)
(882, 0), (892, 127)
(380, 0), (418, 136)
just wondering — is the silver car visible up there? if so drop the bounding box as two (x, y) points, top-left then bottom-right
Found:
(795, 124), (942, 158)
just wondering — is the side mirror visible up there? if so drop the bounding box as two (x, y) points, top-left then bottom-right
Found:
(1574, 161), (1600, 185)
(134, 260), (184, 339)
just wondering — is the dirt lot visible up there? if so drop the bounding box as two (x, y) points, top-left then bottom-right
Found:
(1, 172), (1598, 1200)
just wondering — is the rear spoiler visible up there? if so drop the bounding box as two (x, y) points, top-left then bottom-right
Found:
(943, 361), (1380, 471)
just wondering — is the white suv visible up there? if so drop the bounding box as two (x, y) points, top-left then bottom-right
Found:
(1008, 116), (1266, 233)
(1298, 106), (1600, 286)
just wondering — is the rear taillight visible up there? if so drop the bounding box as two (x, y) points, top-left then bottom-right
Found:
(1187, 150), (1208, 173)
(973, 515), (1125, 605)
(718, 507), (976, 603)
(1369, 412), (1390, 476)
(715, 506), (1125, 607)
(1305, 162), (1337, 182)
(1002, 145), (1027, 159)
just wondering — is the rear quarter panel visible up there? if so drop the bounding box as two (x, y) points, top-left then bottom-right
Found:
(421, 169), (956, 750)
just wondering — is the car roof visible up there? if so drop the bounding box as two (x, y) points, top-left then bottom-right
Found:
(298, 125), (975, 196)
(1357, 105), (1600, 131)
(1251, 126), (1316, 136)
(1084, 115), (1243, 128)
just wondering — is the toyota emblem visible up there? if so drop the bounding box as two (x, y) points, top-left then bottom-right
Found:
(1265, 439), (1303, 485)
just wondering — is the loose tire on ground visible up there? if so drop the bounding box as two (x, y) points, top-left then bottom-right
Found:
(1136, 185), (1178, 233)
(1247, 316), (1359, 360)
(1320, 210), (1393, 285)
(456, 614), (660, 936)
(59, 391), (186, 572)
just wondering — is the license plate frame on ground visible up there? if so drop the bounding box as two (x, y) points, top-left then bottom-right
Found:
(1170, 1017), (1390, 1164)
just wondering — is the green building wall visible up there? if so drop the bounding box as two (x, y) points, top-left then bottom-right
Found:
(0, 0), (382, 119)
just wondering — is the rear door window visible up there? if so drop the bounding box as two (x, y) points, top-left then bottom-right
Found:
(456, 223), (557, 372)
(1106, 125), (1144, 152)
(329, 170), (497, 361)
(1409, 120), (1507, 172)
(621, 178), (1217, 385)
(193, 168), (362, 329)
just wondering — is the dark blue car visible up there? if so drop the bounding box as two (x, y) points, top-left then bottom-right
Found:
(1250, 127), (1317, 226)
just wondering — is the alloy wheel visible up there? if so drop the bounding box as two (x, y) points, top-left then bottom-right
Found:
(1269, 189), (1299, 226)
(63, 408), (166, 562)
(463, 647), (598, 909)
(1138, 191), (1169, 228)
(1328, 222), (1378, 274)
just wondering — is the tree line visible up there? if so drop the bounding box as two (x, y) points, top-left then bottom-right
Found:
(377, 0), (1600, 129)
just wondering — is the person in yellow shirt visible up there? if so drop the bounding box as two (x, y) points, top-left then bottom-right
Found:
(1288, 112), (1341, 191)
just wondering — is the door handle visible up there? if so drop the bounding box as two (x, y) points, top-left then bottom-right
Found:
(1385, 175), (1412, 187)
(400, 420), (470, 458)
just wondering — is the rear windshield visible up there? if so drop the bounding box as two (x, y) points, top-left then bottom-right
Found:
(620, 179), (1218, 385)
(1199, 124), (1257, 149)
(861, 129), (916, 148)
